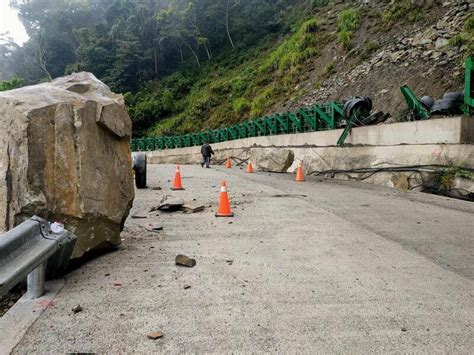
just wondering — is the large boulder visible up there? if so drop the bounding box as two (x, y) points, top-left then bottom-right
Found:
(250, 148), (294, 172)
(0, 72), (134, 258)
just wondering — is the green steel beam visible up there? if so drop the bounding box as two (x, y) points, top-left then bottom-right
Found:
(254, 118), (267, 136)
(465, 57), (473, 116)
(299, 108), (317, 131)
(287, 112), (301, 132)
(337, 110), (359, 146)
(274, 113), (289, 134)
(400, 85), (430, 120)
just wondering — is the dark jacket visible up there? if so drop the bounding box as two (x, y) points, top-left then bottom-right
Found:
(201, 143), (214, 157)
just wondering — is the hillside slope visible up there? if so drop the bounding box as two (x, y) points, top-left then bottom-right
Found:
(140, 0), (472, 138)
(288, 1), (472, 117)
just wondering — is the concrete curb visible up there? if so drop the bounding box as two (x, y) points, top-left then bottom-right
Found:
(0, 279), (65, 355)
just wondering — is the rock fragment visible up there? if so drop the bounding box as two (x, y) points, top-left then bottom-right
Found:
(131, 213), (148, 219)
(146, 222), (163, 232)
(72, 305), (83, 313)
(182, 202), (205, 213)
(147, 331), (164, 340)
(175, 254), (196, 268)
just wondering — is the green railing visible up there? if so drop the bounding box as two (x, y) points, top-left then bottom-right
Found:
(131, 101), (346, 152)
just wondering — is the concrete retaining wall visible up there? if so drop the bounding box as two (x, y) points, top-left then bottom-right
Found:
(147, 117), (474, 167)
(148, 143), (474, 170)
(144, 116), (474, 199)
(147, 117), (473, 163)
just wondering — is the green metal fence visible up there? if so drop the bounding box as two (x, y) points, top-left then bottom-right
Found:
(131, 101), (346, 152)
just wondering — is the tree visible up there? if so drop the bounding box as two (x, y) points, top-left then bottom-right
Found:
(0, 76), (23, 91)
(1, 0), (308, 94)
(225, 0), (240, 49)
(0, 34), (18, 80)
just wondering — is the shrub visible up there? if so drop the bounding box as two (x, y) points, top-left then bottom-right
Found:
(230, 77), (248, 97)
(358, 41), (380, 63)
(232, 97), (251, 115)
(250, 86), (276, 117)
(337, 8), (361, 49)
(448, 34), (468, 48)
(464, 14), (474, 32)
(448, 15), (474, 55)
(0, 76), (23, 92)
(259, 18), (319, 74)
(382, 0), (424, 25)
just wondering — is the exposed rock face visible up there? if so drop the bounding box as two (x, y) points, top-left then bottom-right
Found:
(0, 72), (134, 258)
(292, 1), (470, 118)
(250, 148), (294, 172)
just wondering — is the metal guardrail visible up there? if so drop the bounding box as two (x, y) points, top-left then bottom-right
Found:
(0, 216), (76, 299)
(131, 101), (346, 152)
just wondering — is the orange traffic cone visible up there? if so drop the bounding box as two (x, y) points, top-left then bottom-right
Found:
(171, 165), (185, 190)
(215, 181), (234, 217)
(295, 162), (305, 182)
(225, 158), (232, 169)
(246, 162), (254, 173)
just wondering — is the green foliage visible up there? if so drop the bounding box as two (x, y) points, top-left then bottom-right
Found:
(448, 34), (468, 47)
(364, 41), (380, 54)
(259, 18), (319, 74)
(125, 71), (195, 135)
(2, 0), (308, 93)
(230, 77), (249, 97)
(337, 8), (361, 49)
(149, 116), (183, 137)
(436, 165), (474, 193)
(465, 15), (474, 32)
(0, 0), (335, 137)
(382, 0), (424, 25)
(357, 41), (380, 63)
(0, 76), (22, 91)
(250, 86), (277, 117)
(449, 15), (474, 56)
(233, 97), (251, 115)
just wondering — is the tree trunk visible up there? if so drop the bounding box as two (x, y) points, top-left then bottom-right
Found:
(203, 41), (211, 60)
(177, 43), (184, 63)
(182, 40), (200, 67)
(35, 44), (52, 80)
(225, 0), (236, 49)
(153, 45), (158, 78)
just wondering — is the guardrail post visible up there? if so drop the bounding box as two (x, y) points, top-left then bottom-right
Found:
(27, 262), (46, 299)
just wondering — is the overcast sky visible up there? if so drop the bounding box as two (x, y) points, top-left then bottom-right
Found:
(0, 0), (29, 44)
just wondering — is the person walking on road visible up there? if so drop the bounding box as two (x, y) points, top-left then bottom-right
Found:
(201, 142), (215, 168)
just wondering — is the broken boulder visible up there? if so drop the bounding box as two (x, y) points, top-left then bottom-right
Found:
(250, 148), (295, 173)
(0, 72), (134, 258)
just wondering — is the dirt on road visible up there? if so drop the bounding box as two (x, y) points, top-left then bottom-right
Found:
(10, 164), (474, 353)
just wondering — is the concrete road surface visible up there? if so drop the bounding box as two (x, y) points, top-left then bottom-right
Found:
(10, 164), (474, 353)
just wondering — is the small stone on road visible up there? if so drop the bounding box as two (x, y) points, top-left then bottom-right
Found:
(175, 254), (197, 267)
(72, 305), (83, 313)
(147, 331), (164, 340)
